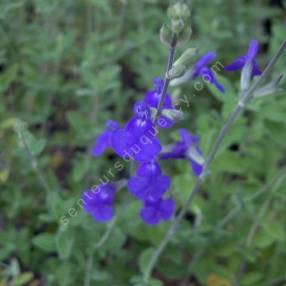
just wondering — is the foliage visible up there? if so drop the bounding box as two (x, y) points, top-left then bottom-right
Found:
(0, 0), (285, 285)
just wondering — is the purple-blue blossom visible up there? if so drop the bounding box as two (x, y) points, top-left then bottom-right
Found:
(224, 39), (262, 76)
(161, 129), (205, 176)
(144, 78), (173, 110)
(91, 120), (120, 157)
(144, 77), (175, 128)
(91, 101), (161, 163)
(128, 161), (170, 201)
(112, 103), (161, 162)
(192, 52), (225, 93)
(87, 77), (204, 225)
(140, 196), (175, 225)
(82, 184), (116, 223)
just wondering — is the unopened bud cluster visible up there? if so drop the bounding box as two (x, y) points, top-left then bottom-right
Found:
(160, 2), (192, 47)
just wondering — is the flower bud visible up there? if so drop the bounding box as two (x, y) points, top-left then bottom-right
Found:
(168, 48), (197, 80)
(161, 109), (184, 121)
(186, 145), (205, 166)
(176, 25), (192, 46)
(240, 62), (252, 91)
(167, 64), (186, 80)
(253, 74), (283, 98)
(171, 19), (185, 34)
(160, 24), (173, 47)
(167, 2), (191, 21)
(174, 48), (198, 67)
(169, 68), (193, 86)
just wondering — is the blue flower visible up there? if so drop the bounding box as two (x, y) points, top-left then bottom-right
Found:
(161, 129), (205, 176)
(91, 101), (161, 163)
(140, 196), (175, 225)
(144, 78), (173, 109)
(128, 161), (170, 201)
(112, 102), (161, 162)
(224, 39), (262, 76)
(91, 120), (120, 157)
(82, 184), (116, 223)
(144, 77), (175, 128)
(192, 52), (225, 93)
(87, 77), (206, 226)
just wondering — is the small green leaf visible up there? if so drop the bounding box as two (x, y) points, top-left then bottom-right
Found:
(24, 131), (46, 156)
(241, 272), (263, 286)
(32, 233), (56, 252)
(91, 270), (108, 281)
(254, 230), (275, 248)
(13, 272), (34, 286)
(56, 229), (74, 259)
(139, 248), (155, 274)
(0, 64), (18, 93)
(263, 222), (285, 242)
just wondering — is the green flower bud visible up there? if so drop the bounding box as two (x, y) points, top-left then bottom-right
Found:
(253, 75), (283, 98)
(167, 64), (186, 80)
(174, 48), (198, 67)
(167, 2), (191, 21)
(160, 24), (173, 47)
(176, 25), (192, 46)
(171, 19), (185, 34)
(161, 109), (184, 121)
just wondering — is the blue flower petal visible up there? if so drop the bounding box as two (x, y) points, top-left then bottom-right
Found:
(224, 56), (246, 72)
(82, 184), (116, 223)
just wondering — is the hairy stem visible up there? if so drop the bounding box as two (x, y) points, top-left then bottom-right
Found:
(84, 218), (116, 286)
(143, 39), (286, 282)
(245, 172), (286, 247)
(18, 129), (52, 194)
(235, 171), (286, 285)
(154, 34), (177, 121)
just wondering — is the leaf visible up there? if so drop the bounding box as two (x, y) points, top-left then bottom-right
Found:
(14, 120), (46, 156)
(241, 272), (263, 286)
(104, 228), (126, 251)
(0, 117), (18, 130)
(0, 1), (23, 19)
(0, 169), (9, 183)
(23, 131), (46, 156)
(55, 229), (74, 259)
(263, 222), (285, 242)
(0, 64), (19, 93)
(32, 233), (56, 252)
(261, 104), (286, 123)
(139, 248), (155, 274)
(9, 258), (20, 277)
(130, 275), (162, 286)
(71, 156), (90, 182)
(207, 273), (231, 286)
(254, 230), (275, 249)
(13, 273), (34, 286)
(91, 270), (108, 281)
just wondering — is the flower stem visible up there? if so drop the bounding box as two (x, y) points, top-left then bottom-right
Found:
(84, 217), (116, 286)
(18, 128), (52, 194)
(234, 171), (286, 285)
(143, 38), (286, 282)
(245, 172), (286, 247)
(154, 34), (177, 121)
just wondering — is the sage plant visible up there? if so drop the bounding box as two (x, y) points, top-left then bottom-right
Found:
(81, 1), (286, 282)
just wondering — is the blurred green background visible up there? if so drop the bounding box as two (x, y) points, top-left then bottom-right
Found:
(0, 0), (286, 285)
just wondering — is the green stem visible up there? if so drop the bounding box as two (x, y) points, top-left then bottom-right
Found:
(84, 218), (116, 286)
(234, 171), (286, 285)
(245, 172), (286, 247)
(143, 39), (286, 282)
(154, 34), (177, 122)
(18, 129), (52, 194)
